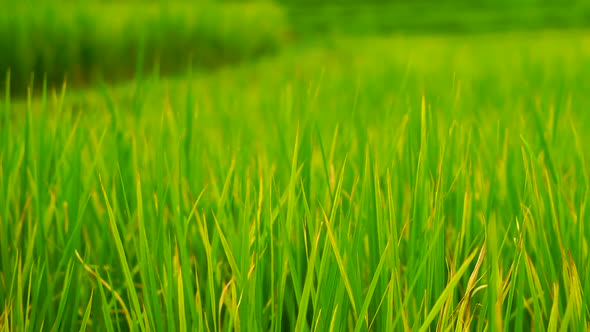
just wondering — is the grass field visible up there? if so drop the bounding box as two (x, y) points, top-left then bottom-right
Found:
(1, 12), (590, 332)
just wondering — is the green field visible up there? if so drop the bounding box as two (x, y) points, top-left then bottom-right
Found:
(2, 2), (590, 331)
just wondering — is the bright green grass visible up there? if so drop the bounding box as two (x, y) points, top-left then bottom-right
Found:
(1, 30), (590, 331)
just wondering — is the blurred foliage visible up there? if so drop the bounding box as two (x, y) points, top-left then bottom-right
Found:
(287, 3), (590, 36)
(1, 0), (588, 95)
(0, 1), (289, 96)
(280, 0), (583, 7)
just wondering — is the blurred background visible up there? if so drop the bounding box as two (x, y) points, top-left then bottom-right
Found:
(1, 0), (587, 96)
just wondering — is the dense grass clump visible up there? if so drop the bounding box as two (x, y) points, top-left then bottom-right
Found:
(0, 1), (289, 96)
(1, 31), (590, 331)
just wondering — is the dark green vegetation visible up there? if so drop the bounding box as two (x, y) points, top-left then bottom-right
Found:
(2, 1), (590, 331)
(282, 0), (590, 37)
(289, 3), (590, 36)
(0, 2), (288, 96)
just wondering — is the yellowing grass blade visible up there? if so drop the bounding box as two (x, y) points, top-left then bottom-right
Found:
(419, 247), (479, 332)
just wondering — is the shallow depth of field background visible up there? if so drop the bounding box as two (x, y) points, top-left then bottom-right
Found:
(1, 0), (590, 331)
